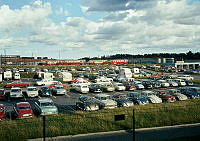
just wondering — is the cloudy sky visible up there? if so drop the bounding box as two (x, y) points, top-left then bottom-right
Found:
(0, 0), (200, 59)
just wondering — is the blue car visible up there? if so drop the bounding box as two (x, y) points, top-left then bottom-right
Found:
(179, 87), (200, 99)
(127, 92), (149, 105)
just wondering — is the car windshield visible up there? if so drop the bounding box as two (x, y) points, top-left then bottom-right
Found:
(17, 106), (31, 110)
(28, 88), (37, 91)
(56, 86), (63, 89)
(11, 89), (21, 92)
(41, 102), (54, 106)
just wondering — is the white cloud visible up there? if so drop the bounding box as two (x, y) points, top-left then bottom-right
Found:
(1, 0), (200, 58)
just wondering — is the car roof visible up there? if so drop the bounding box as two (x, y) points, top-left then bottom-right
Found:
(38, 98), (53, 103)
(11, 87), (21, 89)
(27, 86), (37, 88)
(16, 102), (30, 107)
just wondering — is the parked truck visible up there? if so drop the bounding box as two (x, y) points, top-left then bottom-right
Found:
(119, 68), (132, 78)
(41, 72), (54, 80)
(58, 72), (72, 82)
(3, 71), (12, 80)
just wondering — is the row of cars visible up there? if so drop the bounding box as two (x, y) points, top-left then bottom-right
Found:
(0, 98), (58, 120)
(75, 87), (200, 111)
(0, 86), (199, 120)
(0, 85), (67, 100)
(69, 76), (194, 94)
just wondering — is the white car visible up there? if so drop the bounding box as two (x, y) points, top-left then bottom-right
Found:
(36, 79), (58, 86)
(166, 79), (178, 87)
(94, 94), (117, 109)
(142, 91), (162, 104)
(157, 80), (170, 87)
(178, 75), (194, 80)
(10, 87), (23, 98)
(113, 83), (126, 91)
(52, 85), (66, 95)
(75, 85), (89, 94)
(173, 79), (186, 86)
(26, 87), (38, 97)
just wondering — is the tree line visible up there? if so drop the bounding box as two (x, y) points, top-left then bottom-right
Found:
(81, 51), (200, 61)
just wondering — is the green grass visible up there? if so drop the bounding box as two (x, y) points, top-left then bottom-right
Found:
(1, 99), (200, 141)
(192, 79), (200, 84)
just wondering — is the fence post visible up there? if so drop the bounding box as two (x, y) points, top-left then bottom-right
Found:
(133, 109), (135, 141)
(43, 116), (46, 141)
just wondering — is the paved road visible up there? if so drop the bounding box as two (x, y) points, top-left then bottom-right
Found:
(29, 123), (200, 141)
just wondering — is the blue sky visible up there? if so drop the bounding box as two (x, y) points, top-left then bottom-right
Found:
(0, 0), (200, 59)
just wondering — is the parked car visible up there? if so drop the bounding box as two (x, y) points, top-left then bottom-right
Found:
(76, 96), (99, 111)
(0, 89), (6, 100)
(127, 92), (149, 105)
(13, 102), (33, 119)
(131, 81), (144, 90)
(141, 91), (162, 104)
(112, 93), (134, 107)
(4, 81), (30, 88)
(26, 87), (38, 98)
(89, 84), (103, 93)
(178, 75), (194, 80)
(179, 87), (200, 99)
(122, 81), (137, 91)
(173, 79), (186, 86)
(157, 80), (170, 88)
(166, 89), (188, 101)
(52, 85), (66, 95)
(75, 85), (89, 94)
(35, 98), (58, 116)
(166, 79), (178, 87)
(178, 87), (198, 99)
(39, 86), (52, 97)
(36, 80), (59, 86)
(185, 80), (194, 86)
(101, 84), (115, 92)
(113, 83), (126, 91)
(150, 80), (161, 88)
(0, 104), (6, 120)
(94, 94), (117, 109)
(156, 90), (176, 102)
(142, 80), (153, 89)
(10, 87), (23, 99)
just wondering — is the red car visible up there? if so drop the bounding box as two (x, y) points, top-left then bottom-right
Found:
(4, 81), (30, 88)
(122, 81), (136, 91)
(156, 90), (176, 102)
(0, 89), (6, 100)
(14, 102), (33, 119)
(0, 104), (6, 120)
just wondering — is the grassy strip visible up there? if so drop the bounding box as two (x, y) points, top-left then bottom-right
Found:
(0, 99), (200, 141)
(192, 79), (200, 84)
